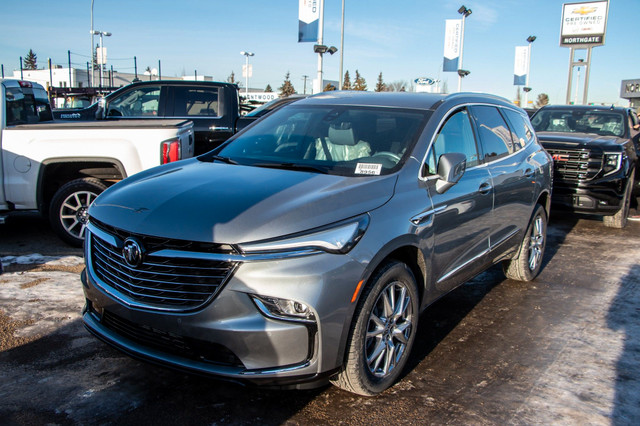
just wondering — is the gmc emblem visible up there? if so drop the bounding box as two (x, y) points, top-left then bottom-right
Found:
(552, 154), (570, 162)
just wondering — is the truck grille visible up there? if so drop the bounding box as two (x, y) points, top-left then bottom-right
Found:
(545, 148), (603, 181)
(89, 219), (238, 312)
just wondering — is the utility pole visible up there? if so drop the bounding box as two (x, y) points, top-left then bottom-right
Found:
(302, 75), (309, 94)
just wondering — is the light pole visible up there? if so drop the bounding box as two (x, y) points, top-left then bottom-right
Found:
(575, 59), (584, 105)
(457, 5), (472, 92)
(339, 0), (345, 90)
(91, 30), (111, 88)
(240, 51), (254, 98)
(523, 35), (536, 109)
(90, 0), (94, 87)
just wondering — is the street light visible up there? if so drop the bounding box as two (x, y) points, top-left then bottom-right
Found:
(91, 30), (111, 88)
(523, 35), (536, 108)
(457, 5), (472, 92)
(240, 51), (254, 98)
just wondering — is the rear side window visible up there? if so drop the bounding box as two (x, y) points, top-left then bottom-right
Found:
(174, 87), (220, 117)
(502, 108), (534, 150)
(5, 86), (53, 125)
(471, 105), (514, 161)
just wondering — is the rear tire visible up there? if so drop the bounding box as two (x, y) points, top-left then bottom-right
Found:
(603, 170), (634, 229)
(49, 178), (107, 247)
(331, 261), (419, 396)
(503, 204), (547, 281)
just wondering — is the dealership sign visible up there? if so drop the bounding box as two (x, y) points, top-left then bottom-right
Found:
(560, 1), (608, 47)
(620, 79), (640, 100)
(443, 19), (461, 72)
(513, 46), (529, 86)
(298, 0), (319, 42)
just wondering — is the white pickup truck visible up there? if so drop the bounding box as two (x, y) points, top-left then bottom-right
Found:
(0, 79), (194, 246)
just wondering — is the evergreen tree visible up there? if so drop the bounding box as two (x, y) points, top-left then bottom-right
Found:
(227, 71), (236, 84)
(24, 49), (37, 70)
(265, 84), (273, 92)
(279, 72), (296, 97)
(342, 70), (351, 90)
(375, 72), (386, 92)
(323, 83), (336, 92)
(353, 70), (367, 91)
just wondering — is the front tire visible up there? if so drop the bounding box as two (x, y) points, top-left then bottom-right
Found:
(503, 204), (547, 281)
(49, 178), (107, 247)
(331, 261), (419, 396)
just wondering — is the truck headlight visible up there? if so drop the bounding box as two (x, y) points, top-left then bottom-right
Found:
(238, 215), (369, 255)
(603, 153), (622, 176)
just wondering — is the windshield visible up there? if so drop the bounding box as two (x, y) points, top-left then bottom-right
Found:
(212, 104), (430, 176)
(531, 109), (625, 137)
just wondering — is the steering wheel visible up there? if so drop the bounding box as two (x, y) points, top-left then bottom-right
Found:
(372, 151), (401, 163)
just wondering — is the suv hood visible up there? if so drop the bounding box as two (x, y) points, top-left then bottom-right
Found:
(90, 158), (397, 244)
(537, 132), (625, 151)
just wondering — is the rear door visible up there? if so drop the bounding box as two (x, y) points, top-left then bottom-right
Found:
(469, 105), (537, 258)
(168, 85), (232, 155)
(425, 107), (493, 293)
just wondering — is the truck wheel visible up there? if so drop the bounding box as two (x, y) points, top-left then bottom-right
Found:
(603, 170), (634, 229)
(503, 204), (547, 281)
(49, 178), (107, 247)
(331, 261), (419, 396)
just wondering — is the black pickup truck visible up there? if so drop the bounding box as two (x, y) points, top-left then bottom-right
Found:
(531, 105), (640, 228)
(53, 80), (302, 155)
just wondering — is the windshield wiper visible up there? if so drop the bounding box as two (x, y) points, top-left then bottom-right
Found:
(208, 155), (238, 165)
(251, 162), (329, 174)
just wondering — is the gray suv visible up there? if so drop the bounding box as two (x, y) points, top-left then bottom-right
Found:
(81, 92), (553, 395)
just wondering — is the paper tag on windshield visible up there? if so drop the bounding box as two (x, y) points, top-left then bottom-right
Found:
(355, 163), (382, 176)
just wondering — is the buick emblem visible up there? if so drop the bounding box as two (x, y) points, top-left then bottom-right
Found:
(122, 238), (144, 268)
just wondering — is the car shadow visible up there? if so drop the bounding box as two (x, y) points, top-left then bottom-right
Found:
(0, 318), (325, 425)
(607, 264), (640, 424)
(402, 213), (579, 381)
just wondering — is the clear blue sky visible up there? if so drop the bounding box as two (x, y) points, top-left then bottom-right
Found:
(0, 0), (637, 105)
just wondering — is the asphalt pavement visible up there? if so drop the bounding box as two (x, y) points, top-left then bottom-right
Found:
(0, 211), (639, 425)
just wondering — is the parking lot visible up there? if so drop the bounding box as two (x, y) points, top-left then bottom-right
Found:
(1, 212), (639, 425)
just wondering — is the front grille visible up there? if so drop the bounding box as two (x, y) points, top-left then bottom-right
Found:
(89, 219), (238, 311)
(546, 148), (603, 181)
(100, 309), (244, 367)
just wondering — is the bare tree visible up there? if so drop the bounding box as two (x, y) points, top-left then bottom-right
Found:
(535, 93), (549, 109)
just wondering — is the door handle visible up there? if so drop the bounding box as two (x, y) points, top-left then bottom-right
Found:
(524, 168), (534, 178)
(478, 182), (492, 195)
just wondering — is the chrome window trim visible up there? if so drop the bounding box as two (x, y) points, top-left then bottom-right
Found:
(418, 103), (534, 182)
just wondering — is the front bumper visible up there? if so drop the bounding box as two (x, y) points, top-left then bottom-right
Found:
(551, 177), (628, 215)
(81, 233), (365, 387)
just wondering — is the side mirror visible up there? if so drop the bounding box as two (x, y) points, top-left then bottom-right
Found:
(95, 97), (106, 120)
(435, 152), (466, 193)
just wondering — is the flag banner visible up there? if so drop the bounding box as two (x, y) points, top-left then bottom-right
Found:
(513, 46), (528, 85)
(443, 19), (461, 72)
(299, 0), (319, 42)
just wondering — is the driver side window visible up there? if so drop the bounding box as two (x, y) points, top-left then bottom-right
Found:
(425, 108), (479, 175)
(107, 87), (161, 117)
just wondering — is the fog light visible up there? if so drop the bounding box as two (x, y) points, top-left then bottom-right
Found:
(251, 295), (316, 323)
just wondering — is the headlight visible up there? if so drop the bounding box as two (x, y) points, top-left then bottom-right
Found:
(603, 153), (622, 175)
(239, 215), (369, 255)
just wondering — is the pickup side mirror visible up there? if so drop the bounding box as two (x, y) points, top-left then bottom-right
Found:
(95, 97), (106, 120)
(435, 152), (466, 193)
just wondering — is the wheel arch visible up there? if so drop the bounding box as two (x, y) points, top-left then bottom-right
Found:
(37, 157), (127, 214)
